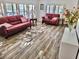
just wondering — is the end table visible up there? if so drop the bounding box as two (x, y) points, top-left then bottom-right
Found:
(30, 18), (37, 26)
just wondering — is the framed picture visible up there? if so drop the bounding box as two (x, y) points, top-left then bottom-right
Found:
(40, 4), (44, 10)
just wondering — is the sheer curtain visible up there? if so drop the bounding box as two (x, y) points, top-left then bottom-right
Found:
(46, 5), (50, 13)
(29, 5), (36, 19)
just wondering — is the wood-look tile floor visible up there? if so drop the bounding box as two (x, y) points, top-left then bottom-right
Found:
(0, 23), (64, 59)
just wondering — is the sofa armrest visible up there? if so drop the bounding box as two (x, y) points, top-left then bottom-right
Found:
(42, 16), (49, 23)
(42, 16), (45, 20)
(56, 17), (60, 25)
(0, 26), (7, 36)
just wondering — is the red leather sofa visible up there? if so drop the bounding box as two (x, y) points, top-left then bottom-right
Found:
(42, 13), (60, 25)
(0, 15), (32, 38)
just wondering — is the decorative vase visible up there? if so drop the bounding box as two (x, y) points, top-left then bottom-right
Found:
(67, 23), (74, 32)
(68, 25), (73, 32)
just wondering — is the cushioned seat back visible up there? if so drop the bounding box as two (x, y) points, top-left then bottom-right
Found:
(16, 15), (23, 20)
(46, 14), (53, 19)
(51, 14), (60, 18)
(0, 17), (8, 24)
(46, 13), (60, 19)
(5, 15), (22, 25)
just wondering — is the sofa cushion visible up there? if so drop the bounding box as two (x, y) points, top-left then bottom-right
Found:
(45, 16), (48, 19)
(9, 21), (21, 25)
(0, 17), (8, 24)
(52, 17), (58, 21)
(50, 17), (59, 24)
(52, 14), (60, 18)
(6, 16), (18, 23)
(46, 13), (60, 19)
(21, 17), (28, 22)
(0, 23), (12, 28)
(7, 22), (30, 31)
(6, 22), (30, 36)
(16, 15), (23, 20)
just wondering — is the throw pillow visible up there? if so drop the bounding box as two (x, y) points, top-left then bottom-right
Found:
(21, 17), (28, 22)
(45, 16), (48, 19)
(52, 17), (58, 20)
(0, 23), (12, 28)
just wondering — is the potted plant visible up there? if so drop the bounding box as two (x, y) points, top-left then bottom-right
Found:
(64, 7), (79, 32)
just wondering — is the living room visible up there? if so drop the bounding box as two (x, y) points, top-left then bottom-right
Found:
(0, 0), (79, 59)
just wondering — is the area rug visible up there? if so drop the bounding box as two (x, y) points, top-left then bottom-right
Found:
(0, 22), (65, 59)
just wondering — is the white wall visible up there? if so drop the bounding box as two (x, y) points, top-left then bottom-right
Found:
(39, 0), (78, 9)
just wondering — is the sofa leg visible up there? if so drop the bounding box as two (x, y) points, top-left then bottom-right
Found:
(42, 22), (43, 24)
(30, 26), (31, 29)
(42, 20), (44, 24)
(5, 36), (8, 39)
(57, 23), (59, 26)
(5, 37), (8, 39)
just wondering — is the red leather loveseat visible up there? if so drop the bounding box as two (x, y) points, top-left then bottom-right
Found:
(42, 13), (60, 25)
(0, 15), (32, 38)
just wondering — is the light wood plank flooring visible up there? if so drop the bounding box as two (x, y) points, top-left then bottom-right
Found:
(0, 24), (64, 59)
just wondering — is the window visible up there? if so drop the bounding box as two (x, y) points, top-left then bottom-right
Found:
(24, 5), (27, 15)
(28, 5), (36, 18)
(5, 3), (13, 16)
(19, 4), (24, 15)
(46, 5), (50, 13)
(5, 3), (28, 16)
(59, 6), (64, 14)
(5, 3), (17, 16)
(46, 4), (64, 14)
(29, 5), (33, 18)
(13, 4), (17, 15)
(46, 5), (55, 13)
(50, 5), (55, 13)
(0, 8), (2, 16)
(55, 5), (59, 14)
(18, 4), (27, 16)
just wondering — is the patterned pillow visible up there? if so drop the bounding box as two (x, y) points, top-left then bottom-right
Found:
(21, 17), (28, 22)
(45, 16), (48, 19)
(52, 17), (58, 20)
